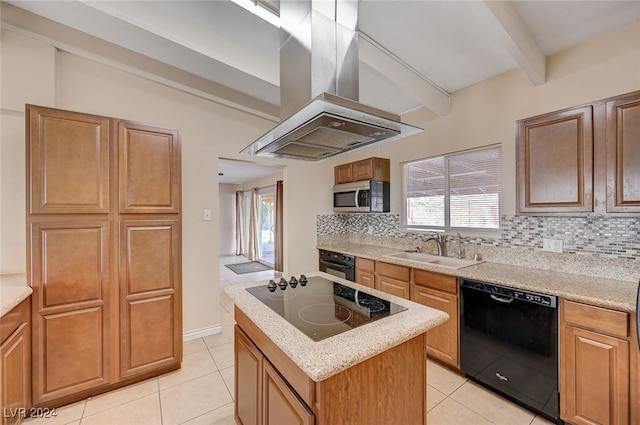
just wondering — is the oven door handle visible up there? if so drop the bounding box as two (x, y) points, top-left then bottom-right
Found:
(320, 259), (352, 269)
(490, 294), (514, 304)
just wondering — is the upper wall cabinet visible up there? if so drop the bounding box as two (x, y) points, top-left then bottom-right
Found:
(516, 106), (594, 214)
(605, 93), (640, 213)
(28, 107), (111, 214)
(334, 157), (390, 184)
(516, 90), (640, 215)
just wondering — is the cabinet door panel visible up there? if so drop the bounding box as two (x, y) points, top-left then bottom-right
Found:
(120, 220), (181, 378)
(119, 122), (180, 213)
(263, 361), (314, 425)
(411, 285), (458, 366)
(561, 325), (629, 425)
(1, 322), (30, 425)
(31, 223), (107, 308)
(37, 308), (107, 402)
(606, 93), (640, 212)
(334, 163), (353, 184)
(235, 327), (263, 425)
(30, 222), (111, 405)
(517, 106), (593, 213)
(27, 106), (110, 214)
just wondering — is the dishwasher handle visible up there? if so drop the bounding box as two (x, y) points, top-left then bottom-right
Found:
(490, 294), (514, 304)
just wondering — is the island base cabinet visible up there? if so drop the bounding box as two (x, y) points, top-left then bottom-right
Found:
(235, 326), (263, 425)
(235, 308), (428, 425)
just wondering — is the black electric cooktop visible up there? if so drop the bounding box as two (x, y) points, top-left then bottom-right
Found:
(246, 276), (407, 341)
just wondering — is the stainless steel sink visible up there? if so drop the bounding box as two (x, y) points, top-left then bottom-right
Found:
(382, 252), (484, 269)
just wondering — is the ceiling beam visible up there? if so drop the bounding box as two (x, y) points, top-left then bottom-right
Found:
(482, 0), (546, 86)
(358, 33), (450, 117)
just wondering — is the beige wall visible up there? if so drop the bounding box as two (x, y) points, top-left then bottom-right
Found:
(1, 19), (639, 333)
(327, 20), (640, 218)
(219, 183), (238, 256)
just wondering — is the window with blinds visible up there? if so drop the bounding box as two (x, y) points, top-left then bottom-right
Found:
(402, 146), (501, 233)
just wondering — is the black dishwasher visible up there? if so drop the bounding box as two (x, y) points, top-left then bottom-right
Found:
(460, 279), (561, 424)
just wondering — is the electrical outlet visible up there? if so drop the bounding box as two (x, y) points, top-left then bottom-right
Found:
(542, 238), (563, 253)
(367, 225), (373, 235)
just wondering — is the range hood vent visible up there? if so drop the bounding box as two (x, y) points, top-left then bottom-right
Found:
(241, 0), (422, 161)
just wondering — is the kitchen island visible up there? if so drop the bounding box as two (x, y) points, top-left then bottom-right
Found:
(224, 271), (449, 425)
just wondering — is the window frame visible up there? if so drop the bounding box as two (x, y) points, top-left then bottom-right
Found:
(401, 145), (502, 236)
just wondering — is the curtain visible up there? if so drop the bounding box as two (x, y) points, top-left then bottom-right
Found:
(235, 191), (245, 255)
(248, 188), (260, 261)
(274, 180), (284, 272)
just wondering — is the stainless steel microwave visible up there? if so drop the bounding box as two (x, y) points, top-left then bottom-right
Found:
(333, 180), (390, 213)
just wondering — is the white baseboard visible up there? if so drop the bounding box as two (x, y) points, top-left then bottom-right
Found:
(183, 324), (222, 341)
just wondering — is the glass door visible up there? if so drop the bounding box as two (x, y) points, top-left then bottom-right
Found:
(257, 186), (275, 266)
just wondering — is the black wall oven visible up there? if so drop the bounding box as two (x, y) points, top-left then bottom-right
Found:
(460, 279), (561, 424)
(318, 250), (355, 282)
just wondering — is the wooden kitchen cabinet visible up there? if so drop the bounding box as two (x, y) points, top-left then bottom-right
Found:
(235, 322), (314, 425)
(516, 90), (640, 216)
(27, 107), (111, 215)
(560, 299), (631, 425)
(119, 220), (181, 379)
(355, 257), (375, 289)
(118, 121), (181, 214)
(516, 105), (594, 214)
(605, 92), (640, 213)
(235, 307), (427, 425)
(334, 163), (354, 184)
(1, 298), (31, 425)
(26, 105), (182, 408)
(334, 157), (390, 184)
(411, 270), (459, 367)
(375, 262), (410, 299)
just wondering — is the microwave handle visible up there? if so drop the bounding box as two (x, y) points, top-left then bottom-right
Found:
(354, 189), (360, 208)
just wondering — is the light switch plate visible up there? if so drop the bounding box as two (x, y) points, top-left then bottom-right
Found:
(203, 209), (212, 221)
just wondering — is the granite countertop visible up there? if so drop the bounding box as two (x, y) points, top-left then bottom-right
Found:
(224, 271), (449, 382)
(1, 274), (31, 317)
(318, 242), (639, 312)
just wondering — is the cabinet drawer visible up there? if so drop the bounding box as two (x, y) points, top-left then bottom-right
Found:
(413, 270), (458, 294)
(1, 298), (29, 345)
(562, 299), (628, 339)
(376, 262), (410, 281)
(356, 257), (375, 273)
(376, 276), (410, 299)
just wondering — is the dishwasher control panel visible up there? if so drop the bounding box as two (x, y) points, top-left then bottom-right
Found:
(460, 279), (557, 308)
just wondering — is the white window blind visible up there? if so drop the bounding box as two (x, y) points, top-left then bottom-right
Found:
(403, 146), (501, 232)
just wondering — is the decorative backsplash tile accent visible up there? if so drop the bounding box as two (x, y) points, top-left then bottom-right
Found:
(317, 213), (639, 281)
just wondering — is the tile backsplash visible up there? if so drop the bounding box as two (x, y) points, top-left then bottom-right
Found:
(317, 214), (639, 282)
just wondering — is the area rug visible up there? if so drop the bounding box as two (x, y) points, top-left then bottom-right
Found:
(225, 261), (272, 274)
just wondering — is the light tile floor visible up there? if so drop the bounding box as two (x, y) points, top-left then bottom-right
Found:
(24, 255), (554, 425)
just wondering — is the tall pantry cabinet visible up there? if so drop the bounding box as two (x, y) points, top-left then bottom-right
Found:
(26, 105), (182, 407)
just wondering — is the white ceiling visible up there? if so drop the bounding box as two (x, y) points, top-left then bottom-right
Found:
(2, 0), (638, 181)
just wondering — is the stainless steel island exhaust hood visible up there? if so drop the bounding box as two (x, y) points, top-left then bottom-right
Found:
(240, 0), (423, 161)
